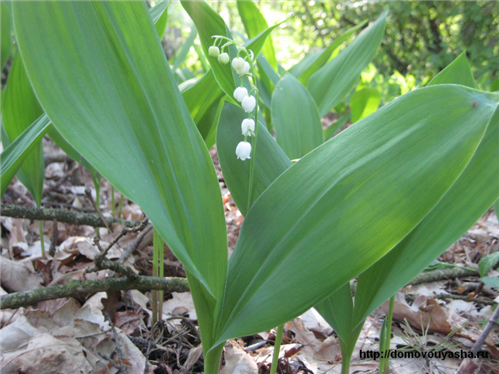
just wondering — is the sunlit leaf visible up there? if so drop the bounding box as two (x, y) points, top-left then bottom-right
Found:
(308, 11), (387, 116)
(215, 85), (496, 343)
(237, 0), (277, 70)
(13, 2), (227, 354)
(428, 51), (476, 88)
(350, 88), (381, 123)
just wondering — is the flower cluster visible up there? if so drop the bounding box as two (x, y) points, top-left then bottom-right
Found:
(209, 35), (258, 162)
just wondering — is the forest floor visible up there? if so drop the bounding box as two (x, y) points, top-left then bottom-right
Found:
(0, 137), (498, 374)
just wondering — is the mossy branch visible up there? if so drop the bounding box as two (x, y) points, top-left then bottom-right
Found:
(1, 203), (140, 227)
(0, 276), (189, 309)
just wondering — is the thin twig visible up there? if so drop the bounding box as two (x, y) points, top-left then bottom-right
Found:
(105, 311), (128, 374)
(85, 187), (111, 232)
(471, 302), (499, 354)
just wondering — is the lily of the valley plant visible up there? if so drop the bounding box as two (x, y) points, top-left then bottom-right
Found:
(2, 1), (499, 373)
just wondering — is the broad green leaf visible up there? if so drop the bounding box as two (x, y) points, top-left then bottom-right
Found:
(13, 3), (227, 354)
(428, 52), (476, 88)
(1, 2), (11, 70)
(215, 85), (496, 343)
(479, 251), (499, 277)
(217, 101), (291, 216)
(2, 53), (44, 206)
(293, 20), (367, 86)
(324, 114), (350, 140)
(271, 74), (324, 159)
(308, 11), (387, 117)
(350, 88), (381, 123)
(237, 0), (277, 70)
(149, 0), (169, 26)
(494, 199), (499, 217)
(172, 25), (197, 71)
(181, 0), (238, 101)
(353, 102), (499, 325)
(182, 69), (224, 125)
(1, 114), (51, 197)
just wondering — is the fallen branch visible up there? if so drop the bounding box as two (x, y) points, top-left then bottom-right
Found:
(1, 203), (140, 228)
(406, 292), (495, 306)
(0, 276), (189, 309)
(409, 266), (479, 285)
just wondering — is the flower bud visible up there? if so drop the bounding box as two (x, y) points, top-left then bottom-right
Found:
(241, 95), (256, 113)
(231, 57), (245, 71)
(233, 87), (248, 102)
(236, 141), (252, 161)
(236, 61), (251, 76)
(208, 46), (220, 58)
(218, 53), (229, 65)
(241, 118), (255, 136)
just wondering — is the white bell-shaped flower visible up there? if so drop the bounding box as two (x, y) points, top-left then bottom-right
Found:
(236, 61), (251, 76)
(241, 95), (256, 113)
(241, 118), (255, 136)
(234, 87), (248, 102)
(208, 46), (220, 58)
(218, 53), (229, 65)
(236, 141), (252, 161)
(232, 57), (245, 71)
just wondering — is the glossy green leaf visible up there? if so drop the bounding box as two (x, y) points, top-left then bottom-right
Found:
(308, 11), (387, 116)
(1, 2), (11, 70)
(2, 53), (44, 205)
(350, 87), (381, 123)
(13, 4), (227, 350)
(320, 55), (494, 360)
(494, 199), (499, 217)
(237, 0), (277, 70)
(181, 0), (238, 101)
(271, 74), (324, 159)
(428, 52), (476, 88)
(196, 97), (223, 149)
(479, 251), (499, 278)
(294, 20), (367, 86)
(353, 100), (499, 325)
(214, 85), (496, 343)
(217, 101), (291, 216)
(1, 114), (51, 197)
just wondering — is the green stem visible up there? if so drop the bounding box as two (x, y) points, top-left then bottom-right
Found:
(381, 295), (395, 374)
(111, 186), (115, 217)
(38, 220), (45, 258)
(204, 344), (224, 374)
(270, 324), (284, 374)
(118, 194), (124, 218)
(246, 63), (260, 214)
(339, 338), (351, 374)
